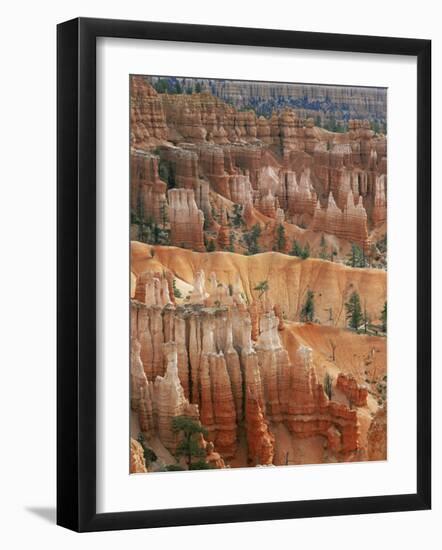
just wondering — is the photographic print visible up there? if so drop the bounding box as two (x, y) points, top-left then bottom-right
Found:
(129, 75), (387, 474)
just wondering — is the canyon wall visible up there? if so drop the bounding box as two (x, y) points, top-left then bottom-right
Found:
(130, 251), (386, 467)
(130, 77), (387, 258)
(132, 242), (386, 328)
(146, 76), (387, 126)
(129, 76), (387, 472)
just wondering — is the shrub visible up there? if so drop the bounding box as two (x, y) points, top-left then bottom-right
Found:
(300, 290), (315, 322)
(324, 372), (333, 400)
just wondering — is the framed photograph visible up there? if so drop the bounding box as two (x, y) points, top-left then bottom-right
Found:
(57, 17), (431, 532)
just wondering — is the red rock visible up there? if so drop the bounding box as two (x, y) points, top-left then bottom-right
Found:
(311, 191), (371, 251)
(130, 438), (147, 473)
(245, 388), (275, 465)
(168, 188), (205, 251)
(372, 174), (387, 225)
(273, 304), (285, 331)
(336, 373), (368, 407)
(205, 441), (226, 469)
(153, 342), (199, 453)
(132, 301), (164, 380)
(130, 77), (168, 147)
(131, 150), (168, 225)
(256, 310), (291, 417)
(135, 270), (172, 307)
(217, 208), (231, 250)
(367, 406), (387, 460)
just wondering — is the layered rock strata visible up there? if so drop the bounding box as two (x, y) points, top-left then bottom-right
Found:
(336, 373), (368, 407)
(131, 267), (365, 466)
(311, 191), (371, 250)
(367, 406), (387, 461)
(130, 438), (148, 473)
(130, 78), (387, 262)
(168, 188), (205, 251)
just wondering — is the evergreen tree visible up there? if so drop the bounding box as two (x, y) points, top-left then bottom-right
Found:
(206, 239), (216, 252)
(300, 242), (310, 260)
(175, 80), (182, 94)
(172, 279), (182, 299)
(172, 416), (209, 470)
(189, 460), (213, 470)
(346, 243), (367, 268)
(276, 224), (286, 252)
(372, 120), (381, 134)
(254, 280), (269, 299)
(131, 209), (141, 225)
(137, 433), (158, 466)
(232, 204), (244, 227)
(345, 291), (363, 331)
(381, 301), (387, 332)
(244, 224), (261, 255)
(229, 232), (235, 253)
(160, 201), (168, 228)
(290, 240), (303, 257)
(328, 115), (338, 132)
(324, 372), (333, 400)
(195, 82), (202, 93)
(158, 159), (169, 183)
(300, 290), (315, 322)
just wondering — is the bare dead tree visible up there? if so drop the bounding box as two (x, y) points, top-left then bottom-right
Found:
(329, 339), (337, 362)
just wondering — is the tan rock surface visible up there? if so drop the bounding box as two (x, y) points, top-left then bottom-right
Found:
(131, 242), (386, 328)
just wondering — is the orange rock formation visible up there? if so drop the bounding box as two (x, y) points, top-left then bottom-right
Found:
(130, 438), (147, 473)
(129, 77), (387, 472)
(130, 77), (387, 261)
(336, 373), (368, 407)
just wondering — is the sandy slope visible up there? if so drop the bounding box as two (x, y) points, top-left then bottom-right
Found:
(131, 241), (386, 327)
(281, 322), (386, 385)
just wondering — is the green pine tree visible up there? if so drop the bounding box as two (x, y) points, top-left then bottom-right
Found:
(172, 416), (209, 470)
(206, 239), (216, 252)
(381, 301), (387, 333)
(229, 232), (235, 253)
(160, 201), (168, 228)
(172, 279), (182, 299)
(345, 291), (363, 331)
(254, 280), (269, 299)
(300, 290), (315, 322)
(244, 224), (261, 255)
(300, 242), (310, 260)
(276, 224), (286, 252)
(346, 243), (367, 268)
(324, 372), (333, 400)
(232, 204), (244, 227)
(290, 240), (303, 257)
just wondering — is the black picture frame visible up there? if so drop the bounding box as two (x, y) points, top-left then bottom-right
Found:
(57, 17), (431, 532)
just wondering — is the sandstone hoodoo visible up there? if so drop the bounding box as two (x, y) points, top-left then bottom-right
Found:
(129, 75), (387, 473)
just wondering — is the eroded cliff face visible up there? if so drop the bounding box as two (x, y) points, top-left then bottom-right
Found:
(132, 242), (386, 328)
(129, 76), (387, 473)
(130, 438), (148, 474)
(130, 259), (386, 468)
(171, 78), (387, 126)
(130, 77), (387, 260)
(367, 406), (387, 461)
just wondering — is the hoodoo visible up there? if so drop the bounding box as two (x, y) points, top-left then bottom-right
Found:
(129, 75), (387, 472)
